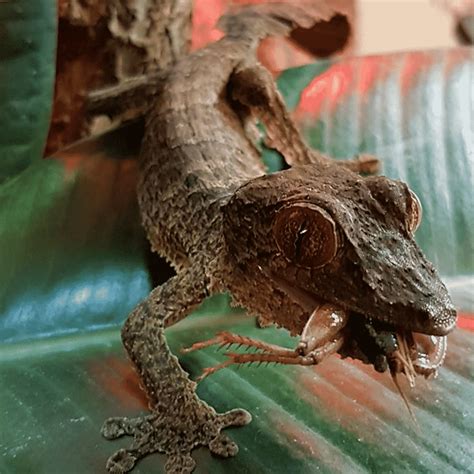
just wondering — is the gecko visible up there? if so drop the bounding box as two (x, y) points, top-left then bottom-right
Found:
(90, 3), (457, 473)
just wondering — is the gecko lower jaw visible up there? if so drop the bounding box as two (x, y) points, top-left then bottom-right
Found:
(264, 271), (450, 376)
(339, 312), (448, 378)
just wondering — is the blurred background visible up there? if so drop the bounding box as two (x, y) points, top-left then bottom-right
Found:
(1, 1), (472, 473)
(48, 0), (473, 154)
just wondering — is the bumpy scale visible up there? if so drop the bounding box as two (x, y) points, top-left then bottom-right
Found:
(90, 3), (457, 473)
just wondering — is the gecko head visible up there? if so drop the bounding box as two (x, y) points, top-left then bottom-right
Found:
(223, 164), (457, 343)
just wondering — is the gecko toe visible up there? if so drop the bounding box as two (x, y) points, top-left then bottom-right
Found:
(102, 415), (151, 440)
(102, 417), (130, 440)
(209, 433), (239, 457)
(103, 403), (249, 473)
(218, 408), (252, 428)
(106, 448), (138, 473)
(104, 419), (164, 473)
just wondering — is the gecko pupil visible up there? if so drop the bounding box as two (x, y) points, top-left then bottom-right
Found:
(294, 221), (307, 260)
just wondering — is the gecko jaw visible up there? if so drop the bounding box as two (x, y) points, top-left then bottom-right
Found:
(390, 332), (447, 380)
(262, 269), (449, 380)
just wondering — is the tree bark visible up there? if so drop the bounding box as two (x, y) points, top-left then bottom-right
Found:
(46, 0), (192, 155)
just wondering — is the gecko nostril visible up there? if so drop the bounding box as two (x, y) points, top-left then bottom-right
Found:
(436, 306), (458, 334)
(418, 300), (458, 336)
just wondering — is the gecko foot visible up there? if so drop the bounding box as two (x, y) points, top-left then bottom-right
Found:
(102, 406), (251, 473)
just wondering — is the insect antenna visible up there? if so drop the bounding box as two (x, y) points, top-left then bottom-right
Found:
(391, 371), (419, 429)
(396, 333), (417, 387)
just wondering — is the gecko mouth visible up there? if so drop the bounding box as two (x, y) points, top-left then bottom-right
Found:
(300, 298), (449, 381)
(335, 315), (448, 420)
(295, 301), (447, 383)
(266, 271), (448, 381)
(338, 315), (448, 382)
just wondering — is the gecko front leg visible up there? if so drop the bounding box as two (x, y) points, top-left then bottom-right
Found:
(103, 268), (251, 473)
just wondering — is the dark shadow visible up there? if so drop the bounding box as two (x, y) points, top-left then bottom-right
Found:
(290, 14), (351, 58)
(455, 15), (474, 45)
(144, 245), (176, 288)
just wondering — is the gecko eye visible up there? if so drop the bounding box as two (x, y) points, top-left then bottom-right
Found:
(407, 190), (422, 233)
(272, 203), (339, 268)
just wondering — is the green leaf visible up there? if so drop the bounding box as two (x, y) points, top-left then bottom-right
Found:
(297, 51), (474, 277)
(1, 49), (472, 473)
(262, 62), (331, 173)
(0, 123), (151, 343)
(0, 0), (56, 183)
(277, 61), (332, 110)
(1, 316), (472, 473)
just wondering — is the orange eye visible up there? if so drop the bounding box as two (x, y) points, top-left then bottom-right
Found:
(273, 203), (339, 268)
(407, 190), (422, 233)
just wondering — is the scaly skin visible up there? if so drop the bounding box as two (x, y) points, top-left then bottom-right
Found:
(92, 3), (457, 473)
(99, 5), (344, 473)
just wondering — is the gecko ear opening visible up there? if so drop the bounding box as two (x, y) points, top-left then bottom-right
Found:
(272, 203), (339, 268)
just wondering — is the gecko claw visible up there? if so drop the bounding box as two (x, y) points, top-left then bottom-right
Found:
(102, 418), (128, 440)
(106, 448), (138, 473)
(209, 433), (239, 457)
(218, 407), (253, 428)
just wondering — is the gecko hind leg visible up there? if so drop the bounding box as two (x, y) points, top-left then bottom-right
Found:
(103, 271), (251, 473)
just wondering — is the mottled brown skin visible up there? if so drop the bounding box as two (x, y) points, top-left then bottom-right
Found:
(223, 167), (456, 337)
(96, 4), (457, 473)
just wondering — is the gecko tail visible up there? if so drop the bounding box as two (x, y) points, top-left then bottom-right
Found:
(218, 2), (339, 43)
